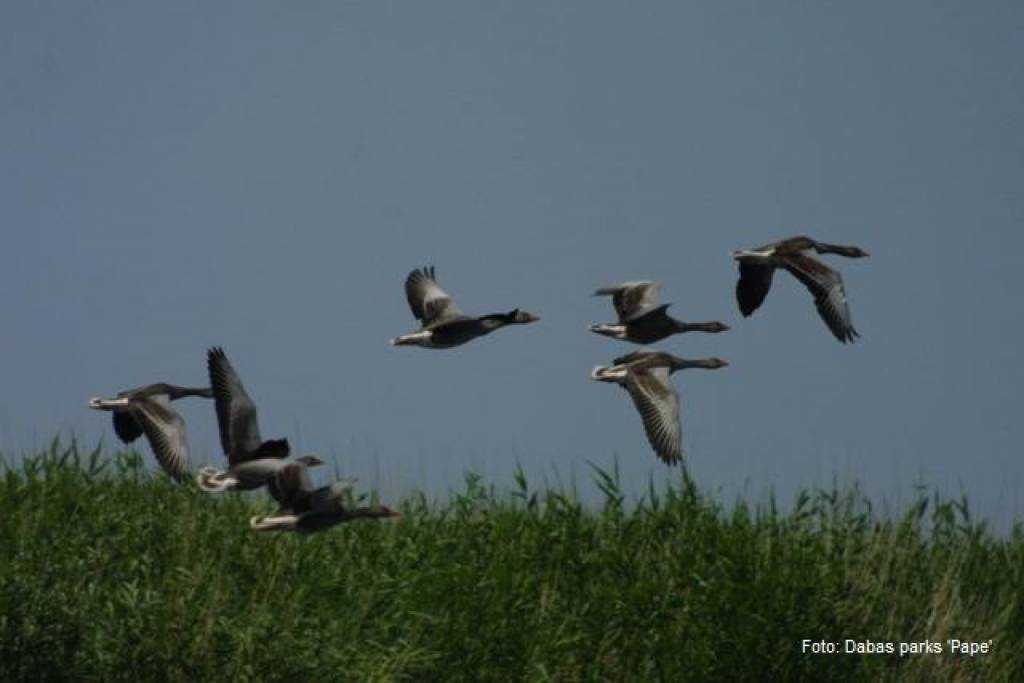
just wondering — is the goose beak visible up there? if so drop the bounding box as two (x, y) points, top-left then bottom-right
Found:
(87, 397), (102, 409)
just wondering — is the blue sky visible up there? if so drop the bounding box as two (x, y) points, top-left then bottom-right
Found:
(2, 2), (1022, 522)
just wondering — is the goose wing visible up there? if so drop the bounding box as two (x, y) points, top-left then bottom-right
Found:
(269, 462), (315, 512)
(307, 479), (357, 513)
(782, 253), (859, 343)
(735, 262), (775, 317)
(132, 396), (191, 482)
(594, 281), (661, 322)
(623, 367), (682, 465)
(112, 411), (144, 443)
(404, 267), (464, 326)
(207, 347), (264, 464)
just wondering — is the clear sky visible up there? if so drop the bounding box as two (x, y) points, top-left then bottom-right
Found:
(2, 2), (1021, 522)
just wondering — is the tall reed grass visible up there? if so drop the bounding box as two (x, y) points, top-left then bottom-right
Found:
(1, 440), (1021, 681)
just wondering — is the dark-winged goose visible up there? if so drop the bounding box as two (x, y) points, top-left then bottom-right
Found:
(590, 281), (730, 344)
(250, 460), (399, 533)
(732, 236), (868, 343)
(88, 383), (213, 482)
(390, 266), (539, 349)
(592, 350), (728, 465)
(197, 347), (323, 492)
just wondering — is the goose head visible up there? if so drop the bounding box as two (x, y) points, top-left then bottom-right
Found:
(509, 309), (540, 324)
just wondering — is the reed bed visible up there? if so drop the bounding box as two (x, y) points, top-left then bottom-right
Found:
(1, 440), (1021, 681)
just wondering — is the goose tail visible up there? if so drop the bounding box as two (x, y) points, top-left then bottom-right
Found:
(390, 331), (431, 346)
(196, 466), (235, 492)
(249, 514), (300, 532)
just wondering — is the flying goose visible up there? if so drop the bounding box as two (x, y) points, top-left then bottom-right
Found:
(592, 350), (728, 465)
(590, 281), (730, 344)
(390, 266), (539, 349)
(197, 347), (323, 492)
(88, 383), (213, 482)
(732, 236), (868, 343)
(250, 460), (399, 533)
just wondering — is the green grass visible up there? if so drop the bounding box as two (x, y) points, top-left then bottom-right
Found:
(1, 440), (1022, 681)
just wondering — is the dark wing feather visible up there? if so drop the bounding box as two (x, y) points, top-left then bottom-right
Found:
(112, 411), (144, 443)
(624, 367), (682, 465)
(207, 347), (263, 463)
(404, 267), (463, 326)
(269, 462), (315, 512)
(132, 397), (191, 482)
(736, 262), (775, 317)
(250, 439), (290, 461)
(782, 253), (859, 343)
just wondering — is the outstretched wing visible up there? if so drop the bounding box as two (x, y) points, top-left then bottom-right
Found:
(594, 281), (661, 322)
(782, 253), (859, 343)
(207, 347), (264, 463)
(735, 262), (775, 317)
(112, 411), (144, 443)
(624, 367), (682, 465)
(269, 462), (316, 512)
(404, 267), (463, 326)
(132, 396), (192, 482)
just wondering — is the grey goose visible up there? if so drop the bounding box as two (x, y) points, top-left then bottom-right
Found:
(732, 236), (868, 343)
(592, 350), (728, 465)
(590, 281), (730, 344)
(88, 383), (213, 482)
(250, 460), (399, 533)
(390, 266), (539, 349)
(197, 347), (323, 492)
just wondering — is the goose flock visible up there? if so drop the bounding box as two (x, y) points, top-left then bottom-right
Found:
(88, 235), (867, 533)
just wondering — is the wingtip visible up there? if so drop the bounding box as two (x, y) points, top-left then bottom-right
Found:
(659, 451), (684, 466)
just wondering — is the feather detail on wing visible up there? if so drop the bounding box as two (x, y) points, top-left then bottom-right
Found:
(404, 267), (463, 326)
(624, 367), (683, 465)
(132, 397), (192, 482)
(207, 347), (266, 463)
(783, 253), (859, 343)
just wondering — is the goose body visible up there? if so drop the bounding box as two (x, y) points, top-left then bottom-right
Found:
(197, 347), (323, 492)
(250, 461), (398, 533)
(390, 266), (539, 349)
(732, 236), (868, 343)
(88, 383), (213, 482)
(592, 350), (728, 465)
(590, 281), (729, 344)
